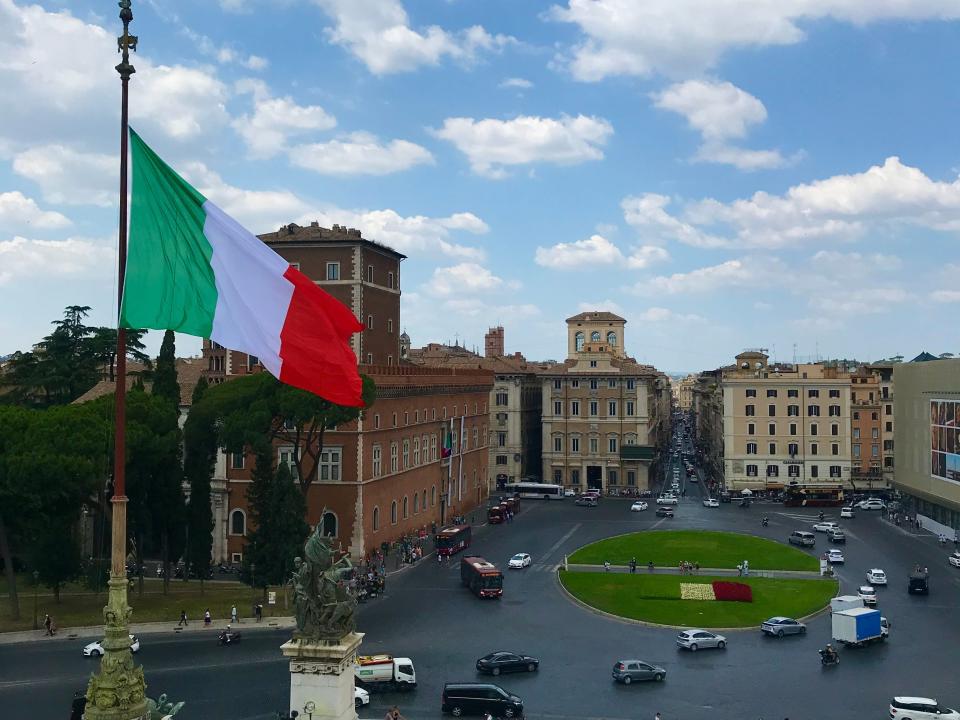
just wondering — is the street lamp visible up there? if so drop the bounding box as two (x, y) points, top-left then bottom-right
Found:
(32, 570), (39, 631)
(250, 562), (257, 615)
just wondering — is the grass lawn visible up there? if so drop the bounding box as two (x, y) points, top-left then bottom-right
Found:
(568, 530), (818, 572)
(560, 571), (836, 628)
(0, 581), (289, 633)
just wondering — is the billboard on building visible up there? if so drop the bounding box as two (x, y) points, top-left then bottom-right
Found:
(930, 399), (960, 483)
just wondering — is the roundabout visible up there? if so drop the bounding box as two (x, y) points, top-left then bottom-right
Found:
(560, 530), (837, 628)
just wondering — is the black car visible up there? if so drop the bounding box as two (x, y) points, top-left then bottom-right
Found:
(476, 651), (539, 676)
(442, 683), (523, 718)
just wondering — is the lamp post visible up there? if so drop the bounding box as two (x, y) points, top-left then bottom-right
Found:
(32, 570), (39, 631)
(250, 562), (257, 614)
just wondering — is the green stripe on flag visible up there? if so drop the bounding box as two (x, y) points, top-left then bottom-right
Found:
(120, 128), (218, 336)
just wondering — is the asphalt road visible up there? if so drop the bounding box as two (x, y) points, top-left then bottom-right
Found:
(4, 442), (960, 718)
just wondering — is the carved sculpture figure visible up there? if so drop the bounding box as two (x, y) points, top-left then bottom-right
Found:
(292, 516), (356, 641)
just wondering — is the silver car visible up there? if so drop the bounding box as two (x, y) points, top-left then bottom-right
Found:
(676, 629), (726, 651)
(611, 659), (666, 684)
(761, 616), (806, 637)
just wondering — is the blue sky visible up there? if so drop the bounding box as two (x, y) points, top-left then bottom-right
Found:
(2, 0), (959, 373)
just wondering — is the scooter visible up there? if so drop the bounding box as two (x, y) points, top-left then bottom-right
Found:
(819, 649), (839, 666)
(218, 630), (242, 646)
(761, 517), (769, 527)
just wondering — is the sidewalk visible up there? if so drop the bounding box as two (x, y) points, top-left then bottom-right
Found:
(565, 563), (824, 580)
(0, 615), (296, 646)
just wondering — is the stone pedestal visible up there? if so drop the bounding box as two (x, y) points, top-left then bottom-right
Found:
(281, 632), (364, 720)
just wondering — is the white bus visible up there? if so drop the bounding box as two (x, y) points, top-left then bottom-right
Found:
(504, 482), (565, 500)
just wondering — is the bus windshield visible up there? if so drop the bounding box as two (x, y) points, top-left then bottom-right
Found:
(479, 574), (503, 590)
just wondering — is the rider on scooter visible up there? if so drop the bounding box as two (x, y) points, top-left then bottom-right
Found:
(820, 643), (837, 663)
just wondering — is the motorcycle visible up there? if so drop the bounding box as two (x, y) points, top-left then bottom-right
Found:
(218, 630), (242, 646)
(761, 517), (769, 527)
(819, 649), (839, 666)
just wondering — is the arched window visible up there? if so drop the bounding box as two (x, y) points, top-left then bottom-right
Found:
(431, 485), (437, 506)
(402, 496), (409, 519)
(575, 331), (584, 351)
(423, 489), (428, 511)
(321, 511), (337, 537)
(372, 506), (380, 532)
(230, 509), (245, 536)
(402, 439), (410, 469)
(606, 331), (617, 347)
(591, 331), (601, 342)
(391, 501), (398, 525)
(413, 494), (419, 514)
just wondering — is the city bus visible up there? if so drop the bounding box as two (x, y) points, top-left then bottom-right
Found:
(783, 485), (844, 507)
(460, 556), (503, 598)
(435, 525), (472, 557)
(503, 482), (564, 500)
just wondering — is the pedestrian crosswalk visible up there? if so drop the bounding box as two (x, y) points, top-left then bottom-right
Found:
(776, 511), (836, 522)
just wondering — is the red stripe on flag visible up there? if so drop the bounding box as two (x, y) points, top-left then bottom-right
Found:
(278, 266), (365, 406)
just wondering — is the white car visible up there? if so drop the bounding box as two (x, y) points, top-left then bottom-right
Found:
(949, 552), (960, 568)
(812, 521), (840, 533)
(630, 501), (648, 512)
(889, 697), (960, 720)
(83, 634), (140, 657)
(676, 629), (726, 651)
(839, 507), (855, 519)
(563, 489), (577, 497)
(657, 495), (679, 506)
(858, 499), (886, 511)
(866, 568), (887, 585)
(355, 686), (370, 710)
(703, 498), (720, 508)
(858, 585), (878, 606)
(826, 548), (845, 564)
(508, 552), (532, 569)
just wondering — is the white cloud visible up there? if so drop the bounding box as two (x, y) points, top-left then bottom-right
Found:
(0, 191), (71, 231)
(637, 307), (705, 324)
(808, 288), (911, 315)
(180, 26), (268, 70)
(133, 64), (230, 141)
(930, 290), (960, 303)
(233, 95), (337, 158)
(424, 263), (517, 297)
(535, 234), (622, 269)
(622, 194), (728, 248)
(626, 245), (670, 269)
(548, 0), (960, 81)
(810, 250), (902, 274)
(500, 77), (533, 89)
(290, 132), (434, 175)
(433, 114), (613, 178)
(13, 145), (115, 206)
(438, 299), (540, 319)
(634, 157), (960, 249)
(312, 0), (514, 74)
(653, 79), (791, 170)
(0, 236), (112, 286)
(630, 256), (784, 296)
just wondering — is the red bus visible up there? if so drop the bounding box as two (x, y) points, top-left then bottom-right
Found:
(435, 525), (471, 556)
(460, 556), (503, 598)
(784, 485), (844, 507)
(487, 504), (506, 524)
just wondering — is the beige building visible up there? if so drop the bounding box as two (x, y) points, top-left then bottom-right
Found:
(722, 351), (853, 492)
(893, 358), (960, 536)
(541, 312), (670, 493)
(675, 375), (697, 410)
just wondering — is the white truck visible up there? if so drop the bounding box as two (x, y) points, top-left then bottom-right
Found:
(831, 605), (889, 647)
(354, 655), (417, 689)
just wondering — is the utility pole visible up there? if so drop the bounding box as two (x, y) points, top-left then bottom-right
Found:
(84, 3), (149, 718)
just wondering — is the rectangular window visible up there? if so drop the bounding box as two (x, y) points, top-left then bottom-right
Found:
(768, 404), (776, 417)
(608, 378), (617, 388)
(808, 389), (820, 398)
(871, 411), (878, 421)
(553, 437), (562, 452)
(746, 464), (758, 477)
(627, 470), (636, 486)
(626, 401), (635, 416)
(554, 400), (562, 415)
(609, 437), (618, 453)
(788, 389), (799, 398)
(571, 400), (580, 416)
(871, 428), (879, 439)
(746, 442), (758, 454)
(589, 401), (598, 416)
(247, 355), (259, 370)
(626, 379), (635, 390)
(788, 405), (799, 416)
(589, 379), (598, 390)
(553, 379), (562, 390)
(810, 465), (819, 478)
(789, 423), (797, 436)
(853, 411), (860, 420)
(871, 444), (879, 457)
(810, 443), (818, 456)
(608, 469), (618, 484)
(885, 421), (892, 432)
(231, 452), (245, 470)
(318, 448), (342, 481)
(768, 442), (776, 454)
(497, 432), (506, 447)
(496, 455), (508, 465)
(495, 391), (508, 406)
(746, 388), (757, 397)
(766, 465), (779, 477)
(387, 318), (393, 333)
(828, 405), (840, 416)
(831, 443), (839, 456)
(589, 360), (597, 368)
(372, 445), (381, 476)
(366, 265), (373, 282)
(571, 437), (580, 452)
(367, 314), (373, 330)
(788, 464), (800, 477)
(553, 469), (562, 484)
(768, 423), (776, 435)
(808, 405), (820, 416)
(571, 469), (580, 484)
(831, 424), (839, 436)
(326, 262), (340, 280)
(278, 448), (298, 480)
(589, 438), (598, 453)
(853, 428), (860, 439)
(766, 389), (778, 398)
(830, 465), (841, 477)
(747, 423), (755, 435)
(810, 423), (818, 436)
(388, 271), (394, 289)
(745, 404), (755, 416)
(571, 380), (580, 389)
(853, 444), (861, 458)
(829, 389), (840, 398)
(788, 442), (799, 456)
(608, 401), (617, 417)
(885, 404), (892, 415)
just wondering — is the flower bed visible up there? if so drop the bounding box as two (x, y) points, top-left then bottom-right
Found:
(680, 583), (716, 600)
(712, 581), (753, 602)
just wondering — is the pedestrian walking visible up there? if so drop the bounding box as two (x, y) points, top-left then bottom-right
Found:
(231, 605), (238, 624)
(44, 614), (52, 636)
(255, 604), (263, 622)
(204, 609), (211, 627)
(178, 609), (188, 627)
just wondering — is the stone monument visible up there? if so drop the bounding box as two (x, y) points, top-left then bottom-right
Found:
(281, 520), (363, 720)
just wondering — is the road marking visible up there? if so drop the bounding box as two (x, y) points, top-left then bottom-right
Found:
(539, 523), (582, 565)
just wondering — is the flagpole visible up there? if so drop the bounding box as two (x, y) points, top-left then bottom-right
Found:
(85, 2), (148, 717)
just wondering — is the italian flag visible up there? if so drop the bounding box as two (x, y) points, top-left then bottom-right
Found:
(120, 129), (364, 407)
(441, 420), (453, 459)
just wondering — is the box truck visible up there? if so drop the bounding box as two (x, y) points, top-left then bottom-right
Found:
(832, 607), (885, 646)
(354, 655), (417, 689)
